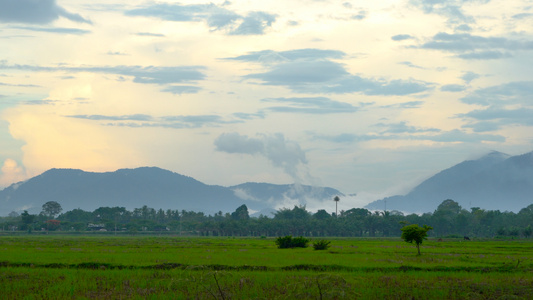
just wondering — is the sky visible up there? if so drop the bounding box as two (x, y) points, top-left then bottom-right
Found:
(1, 0), (533, 211)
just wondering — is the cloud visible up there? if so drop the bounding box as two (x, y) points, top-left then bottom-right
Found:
(398, 61), (425, 69)
(229, 11), (277, 35)
(391, 34), (413, 41)
(460, 71), (479, 84)
(261, 97), (359, 114)
(125, 3), (276, 35)
(215, 132), (308, 180)
(459, 107), (533, 131)
(0, 82), (40, 88)
(160, 85), (202, 95)
(512, 13), (533, 20)
(11, 26), (91, 35)
(0, 61), (206, 85)
(240, 55), (433, 95)
(135, 32), (165, 37)
(418, 32), (533, 60)
(440, 84), (466, 92)
(0, 159), (26, 187)
(67, 114), (245, 129)
(232, 111), (266, 120)
(224, 48), (346, 63)
(457, 81), (533, 131)
(351, 10), (367, 20)
(460, 81), (533, 106)
(410, 0), (488, 25)
(375, 121), (441, 134)
(68, 114), (153, 121)
(0, 0), (91, 24)
(314, 129), (504, 144)
(456, 51), (512, 60)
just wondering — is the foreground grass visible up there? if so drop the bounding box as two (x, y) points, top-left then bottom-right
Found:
(1, 236), (532, 299)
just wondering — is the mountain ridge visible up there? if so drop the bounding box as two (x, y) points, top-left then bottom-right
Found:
(0, 167), (342, 216)
(365, 150), (533, 213)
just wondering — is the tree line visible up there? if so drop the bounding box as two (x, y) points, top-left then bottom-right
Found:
(1, 199), (532, 238)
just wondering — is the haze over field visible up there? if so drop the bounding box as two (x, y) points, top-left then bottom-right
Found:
(1, 0), (533, 211)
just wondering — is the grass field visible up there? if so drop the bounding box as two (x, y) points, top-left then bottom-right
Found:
(1, 235), (532, 299)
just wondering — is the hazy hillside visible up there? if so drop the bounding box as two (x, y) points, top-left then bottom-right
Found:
(0, 167), (341, 216)
(366, 151), (533, 213)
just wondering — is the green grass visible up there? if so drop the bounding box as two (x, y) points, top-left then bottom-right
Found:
(1, 236), (532, 299)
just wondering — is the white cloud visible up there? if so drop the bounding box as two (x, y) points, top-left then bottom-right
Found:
(0, 159), (26, 187)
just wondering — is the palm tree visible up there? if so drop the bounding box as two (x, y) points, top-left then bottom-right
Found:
(334, 196), (340, 218)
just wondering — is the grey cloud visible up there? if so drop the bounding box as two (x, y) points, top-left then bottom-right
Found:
(398, 61), (425, 69)
(458, 107), (533, 132)
(457, 82), (533, 132)
(125, 3), (275, 35)
(462, 121), (502, 132)
(313, 129), (503, 144)
(161, 85), (202, 95)
(420, 32), (532, 51)
(460, 81), (533, 106)
(418, 32), (533, 59)
(440, 84), (466, 92)
(214, 132), (264, 154)
(0, 82), (40, 87)
(512, 13), (533, 19)
(0, 61), (206, 85)
(410, 0), (487, 24)
(245, 60), (348, 85)
(229, 11), (277, 35)
(461, 107), (533, 121)
(135, 32), (165, 37)
(261, 97), (358, 114)
(68, 114), (241, 129)
(391, 34), (413, 41)
(375, 121), (440, 134)
(232, 112), (266, 120)
(351, 10), (367, 20)
(11, 26), (90, 35)
(107, 51), (127, 56)
(454, 24), (472, 32)
(393, 101), (424, 109)
(0, 0), (91, 24)
(419, 129), (504, 143)
(456, 51), (512, 60)
(461, 71), (479, 84)
(68, 114), (152, 121)
(244, 59), (432, 95)
(224, 48), (346, 63)
(215, 132), (307, 180)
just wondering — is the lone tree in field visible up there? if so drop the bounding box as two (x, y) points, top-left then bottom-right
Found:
(41, 201), (62, 218)
(401, 224), (433, 255)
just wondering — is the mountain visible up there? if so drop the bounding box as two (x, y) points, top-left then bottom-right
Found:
(366, 151), (533, 213)
(0, 167), (342, 216)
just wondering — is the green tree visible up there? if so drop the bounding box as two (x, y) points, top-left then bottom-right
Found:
(20, 210), (35, 230)
(401, 224), (433, 255)
(41, 201), (62, 218)
(231, 204), (250, 221)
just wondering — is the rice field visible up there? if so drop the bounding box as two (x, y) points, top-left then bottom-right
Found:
(1, 235), (532, 299)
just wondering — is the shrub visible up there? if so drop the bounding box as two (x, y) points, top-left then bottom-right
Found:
(312, 240), (331, 250)
(275, 235), (309, 249)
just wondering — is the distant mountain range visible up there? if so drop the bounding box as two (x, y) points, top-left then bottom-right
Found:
(1, 150), (532, 216)
(0, 167), (342, 216)
(366, 150), (533, 213)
